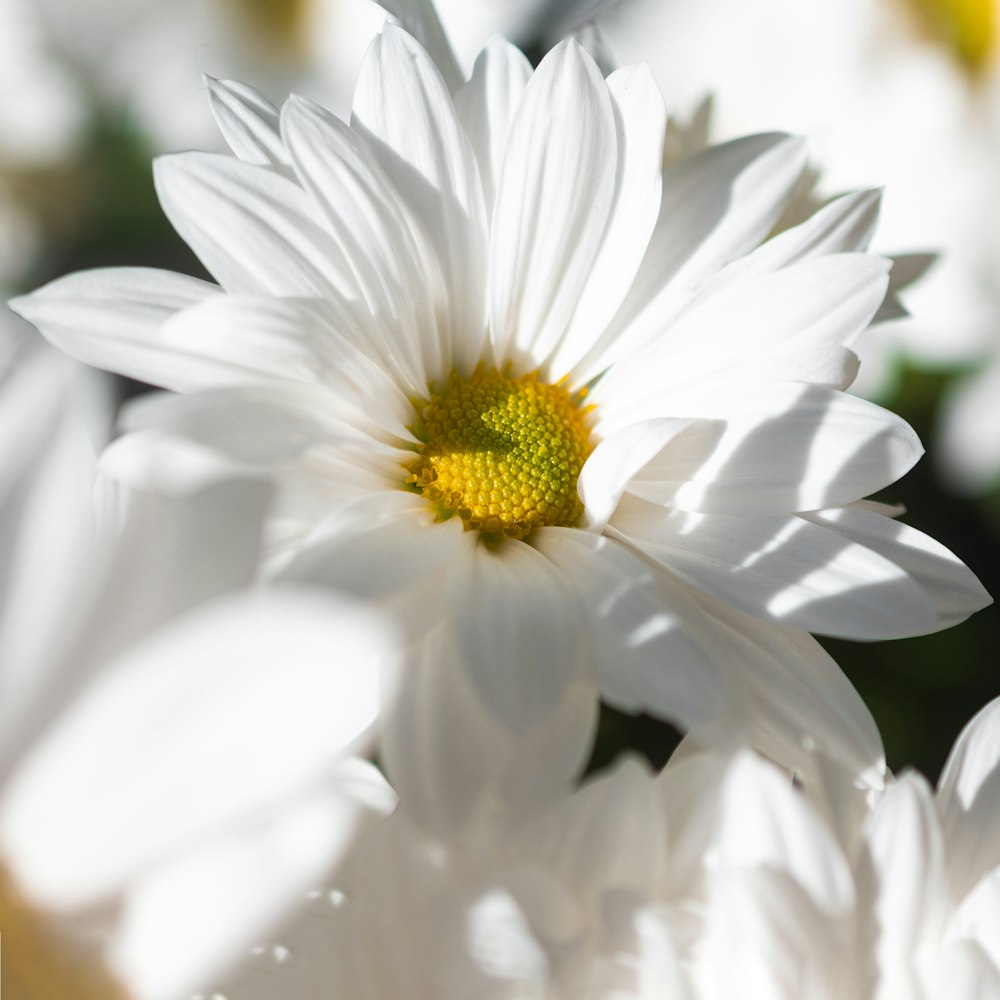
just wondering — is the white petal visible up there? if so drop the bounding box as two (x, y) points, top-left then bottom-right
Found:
(489, 39), (617, 370)
(205, 77), (288, 167)
(617, 383), (923, 515)
(592, 254), (892, 426)
(8, 268), (220, 386)
(378, 0), (463, 92)
(153, 153), (357, 298)
(713, 751), (855, 916)
(279, 94), (443, 394)
(574, 133), (807, 381)
(352, 25), (488, 375)
(549, 63), (667, 378)
(804, 506), (990, 631)
(453, 37), (532, 220)
(535, 527), (735, 735)
(446, 536), (586, 731)
(111, 767), (392, 1000)
(610, 498), (939, 639)
(937, 697), (1000, 900)
(578, 417), (701, 531)
(701, 188), (883, 294)
(0, 590), (398, 909)
(860, 773), (946, 967)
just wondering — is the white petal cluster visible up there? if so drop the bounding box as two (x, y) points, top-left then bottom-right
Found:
(0, 343), (400, 999)
(209, 699), (1000, 1000)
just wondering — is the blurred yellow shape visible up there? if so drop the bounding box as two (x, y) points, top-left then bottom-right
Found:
(906, 0), (997, 74)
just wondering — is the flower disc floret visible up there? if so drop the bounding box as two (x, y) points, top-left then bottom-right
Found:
(406, 367), (594, 540)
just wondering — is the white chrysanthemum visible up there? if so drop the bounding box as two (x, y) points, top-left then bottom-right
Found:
(0, 343), (399, 1000)
(12, 26), (990, 802)
(598, 0), (1000, 401)
(209, 702), (1000, 1000)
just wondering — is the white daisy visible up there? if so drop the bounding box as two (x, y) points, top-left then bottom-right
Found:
(12, 26), (990, 808)
(0, 343), (400, 1000)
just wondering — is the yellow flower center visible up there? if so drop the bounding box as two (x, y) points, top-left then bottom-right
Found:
(406, 367), (595, 541)
(902, 0), (997, 74)
(0, 863), (131, 1000)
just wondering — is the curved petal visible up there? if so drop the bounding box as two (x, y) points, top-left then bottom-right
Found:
(610, 498), (939, 640)
(153, 153), (357, 299)
(549, 63), (667, 379)
(616, 383), (923, 515)
(446, 535), (586, 731)
(453, 37), (532, 220)
(592, 254), (892, 426)
(804, 505), (991, 631)
(280, 95), (443, 394)
(937, 697), (1000, 900)
(0, 590), (399, 909)
(352, 25), (488, 375)
(205, 77), (288, 167)
(8, 268), (220, 388)
(573, 133), (807, 382)
(377, 0), (462, 92)
(488, 39), (617, 369)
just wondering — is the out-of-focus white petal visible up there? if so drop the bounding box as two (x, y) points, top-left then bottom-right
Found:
(111, 764), (394, 1000)
(0, 590), (398, 909)
(937, 697), (1000, 900)
(378, 0), (463, 92)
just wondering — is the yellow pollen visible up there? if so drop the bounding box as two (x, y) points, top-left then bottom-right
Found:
(0, 863), (131, 1000)
(406, 366), (595, 541)
(228, 0), (314, 53)
(902, 0), (997, 75)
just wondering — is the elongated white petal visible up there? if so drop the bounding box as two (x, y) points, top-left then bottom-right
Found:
(0, 590), (398, 909)
(378, 0), (463, 92)
(701, 188), (883, 294)
(453, 37), (532, 219)
(860, 774), (946, 968)
(111, 764), (393, 1000)
(8, 268), (219, 387)
(280, 94), (441, 393)
(153, 153), (357, 298)
(804, 505), (991, 630)
(550, 63), (667, 379)
(489, 39), (617, 369)
(713, 751), (855, 916)
(446, 535), (586, 731)
(592, 254), (892, 425)
(205, 77), (288, 167)
(937, 697), (1000, 900)
(578, 418), (701, 532)
(611, 498), (939, 639)
(575, 133), (807, 381)
(616, 383), (923, 515)
(352, 25), (488, 375)
(535, 527), (735, 735)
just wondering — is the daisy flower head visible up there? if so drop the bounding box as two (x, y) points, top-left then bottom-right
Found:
(12, 16), (991, 813)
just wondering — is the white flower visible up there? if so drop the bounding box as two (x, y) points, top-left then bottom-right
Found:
(0, 343), (400, 1000)
(209, 696), (1000, 1000)
(11, 26), (990, 810)
(599, 0), (1000, 403)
